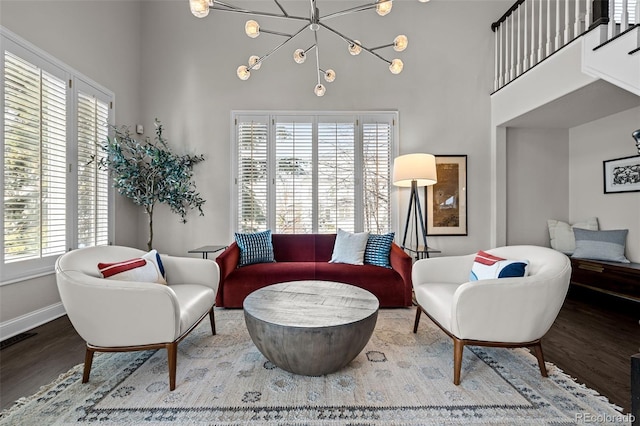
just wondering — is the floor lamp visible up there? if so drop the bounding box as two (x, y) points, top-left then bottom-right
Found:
(393, 153), (438, 254)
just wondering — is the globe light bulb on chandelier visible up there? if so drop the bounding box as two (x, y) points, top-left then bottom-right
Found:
(187, 0), (429, 96)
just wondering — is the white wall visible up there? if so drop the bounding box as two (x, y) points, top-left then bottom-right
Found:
(0, 1), (143, 330)
(506, 128), (570, 246)
(136, 0), (505, 258)
(569, 107), (640, 262)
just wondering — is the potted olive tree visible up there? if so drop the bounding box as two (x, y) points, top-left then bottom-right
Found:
(95, 119), (206, 250)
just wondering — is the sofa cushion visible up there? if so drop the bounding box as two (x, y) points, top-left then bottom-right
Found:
(469, 250), (529, 281)
(572, 228), (630, 263)
(364, 232), (395, 268)
(272, 234), (335, 262)
(547, 217), (599, 254)
(329, 229), (369, 265)
(235, 229), (275, 267)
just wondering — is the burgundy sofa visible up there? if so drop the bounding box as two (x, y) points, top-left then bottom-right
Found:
(215, 233), (413, 308)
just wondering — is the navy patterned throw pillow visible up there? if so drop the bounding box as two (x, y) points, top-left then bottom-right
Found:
(364, 232), (395, 268)
(234, 230), (275, 267)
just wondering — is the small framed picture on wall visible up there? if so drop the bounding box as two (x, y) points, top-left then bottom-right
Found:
(603, 155), (640, 194)
(425, 155), (468, 236)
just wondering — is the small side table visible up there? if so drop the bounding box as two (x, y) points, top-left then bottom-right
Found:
(188, 245), (227, 259)
(404, 246), (441, 261)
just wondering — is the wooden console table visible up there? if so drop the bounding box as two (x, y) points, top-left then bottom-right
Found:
(570, 258), (640, 302)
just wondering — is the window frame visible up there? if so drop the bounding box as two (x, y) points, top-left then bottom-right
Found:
(231, 110), (399, 236)
(1, 26), (115, 284)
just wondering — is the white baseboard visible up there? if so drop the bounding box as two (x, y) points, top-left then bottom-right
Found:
(0, 303), (67, 341)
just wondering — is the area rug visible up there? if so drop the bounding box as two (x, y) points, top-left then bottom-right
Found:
(0, 308), (630, 425)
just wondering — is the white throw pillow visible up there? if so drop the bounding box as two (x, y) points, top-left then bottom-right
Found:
(329, 229), (370, 265)
(547, 217), (598, 254)
(98, 249), (167, 284)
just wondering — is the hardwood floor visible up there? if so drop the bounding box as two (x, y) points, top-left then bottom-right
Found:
(1, 287), (638, 412)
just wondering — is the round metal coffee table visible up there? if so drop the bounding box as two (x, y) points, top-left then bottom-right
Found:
(243, 280), (379, 376)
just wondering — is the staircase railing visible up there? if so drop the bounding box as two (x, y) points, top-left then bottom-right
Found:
(491, 0), (639, 91)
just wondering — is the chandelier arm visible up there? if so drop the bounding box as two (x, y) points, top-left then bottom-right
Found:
(318, 22), (391, 65)
(370, 42), (394, 51)
(247, 24), (309, 71)
(260, 29), (296, 38)
(320, 0), (392, 21)
(210, 3), (308, 21)
(272, 0), (289, 17)
(314, 31), (321, 86)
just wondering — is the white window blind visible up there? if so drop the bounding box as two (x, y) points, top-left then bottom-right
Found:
(275, 117), (313, 233)
(3, 50), (67, 263)
(233, 112), (396, 235)
(77, 88), (110, 248)
(1, 28), (114, 283)
(317, 116), (356, 233)
(236, 116), (269, 233)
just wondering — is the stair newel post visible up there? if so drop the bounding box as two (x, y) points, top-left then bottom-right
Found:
(585, 0), (592, 29)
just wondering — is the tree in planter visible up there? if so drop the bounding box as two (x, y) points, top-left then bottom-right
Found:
(96, 119), (206, 250)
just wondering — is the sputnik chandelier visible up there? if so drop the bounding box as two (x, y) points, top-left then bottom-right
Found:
(188, 0), (427, 96)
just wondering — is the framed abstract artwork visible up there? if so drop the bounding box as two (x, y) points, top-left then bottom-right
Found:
(603, 155), (640, 193)
(425, 155), (467, 236)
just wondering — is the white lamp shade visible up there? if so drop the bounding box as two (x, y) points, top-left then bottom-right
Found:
(393, 153), (437, 187)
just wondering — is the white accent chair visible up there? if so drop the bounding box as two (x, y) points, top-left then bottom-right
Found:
(412, 245), (571, 385)
(55, 245), (220, 391)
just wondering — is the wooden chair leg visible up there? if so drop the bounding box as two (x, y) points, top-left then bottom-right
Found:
(167, 342), (178, 391)
(532, 341), (548, 377)
(453, 338), (464, 385)
(413, 307), (422, 333)
(209, 307), (216, 336)
(82, 346), (95, 383)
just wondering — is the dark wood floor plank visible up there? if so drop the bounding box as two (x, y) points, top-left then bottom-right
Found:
(0, 288), (638, 413)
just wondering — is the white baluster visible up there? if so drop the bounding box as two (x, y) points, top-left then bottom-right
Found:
(495, 28), (500, 90)
(524, 0), (529, 71)
(585, 0), (591, 30)
(635, 0), (639, 25)
(516, 7), (522, 76)
(530, 0), (537, 66)
(538, 0), (545, 61)
(564, 0), (571, 45)
(546, 0), (553, 56)
(621, 0), (629, 31)
(608, 0), (616, 38)
(510, 13), (516, 80)
(555, 0), (562, 50)
(574, 0), (581, 37)
(505, 17), (510, 84)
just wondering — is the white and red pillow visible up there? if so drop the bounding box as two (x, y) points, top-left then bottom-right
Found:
(469, 250), (529, 282)
(98, 249), (166, 284)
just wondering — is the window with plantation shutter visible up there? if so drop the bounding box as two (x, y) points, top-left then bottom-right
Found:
(236, 116), (269, 233)
(362, 117), (392, 235)
(233, 112), (396, 235)
(275, 117), (313, 233)
(1, 28), (114, 282)
(76, 87), (110, 248)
